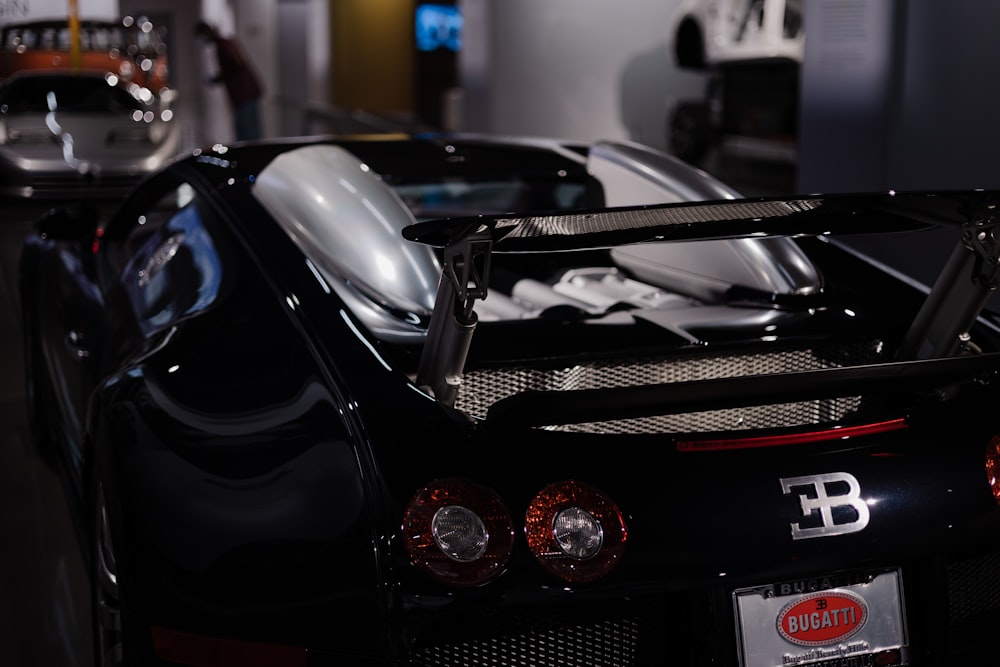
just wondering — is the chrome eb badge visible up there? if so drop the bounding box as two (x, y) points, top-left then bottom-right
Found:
(776, 591), (868, 647)
(779, 472), (870, 540)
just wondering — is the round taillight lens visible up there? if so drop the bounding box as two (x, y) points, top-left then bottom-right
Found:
(553, 507), (604, 559)
(402, 479), (514, 587)
(432, 505), (488, 562)
(986, 436), (1000, 502)
(525, 480), (627, 583)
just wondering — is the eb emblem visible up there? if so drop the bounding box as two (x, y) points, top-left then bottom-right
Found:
(779, 472), (870, 540)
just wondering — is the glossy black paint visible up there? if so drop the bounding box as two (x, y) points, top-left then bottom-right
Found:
(20, 136), (1000, 666)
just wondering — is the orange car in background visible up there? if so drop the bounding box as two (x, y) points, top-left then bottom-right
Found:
(0, 16), (169, 94)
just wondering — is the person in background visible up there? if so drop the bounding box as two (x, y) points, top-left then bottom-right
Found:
(194, 20), (264, 141)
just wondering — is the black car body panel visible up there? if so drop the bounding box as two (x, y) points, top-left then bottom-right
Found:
(20, 134), (1000, 666)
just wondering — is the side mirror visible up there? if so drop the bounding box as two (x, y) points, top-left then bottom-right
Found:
(35, 204), (102, 241)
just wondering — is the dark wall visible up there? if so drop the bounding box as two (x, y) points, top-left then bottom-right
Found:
(798, 0), (1000, 193)
(797, 0), (900, 193)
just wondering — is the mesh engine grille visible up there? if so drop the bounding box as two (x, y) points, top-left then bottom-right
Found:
(947, 552), (1000, 623)
(409, 616), (640, 667)
(456, 342), (882, 434)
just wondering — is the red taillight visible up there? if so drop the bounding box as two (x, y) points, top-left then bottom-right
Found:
(402, 478), (514, 586)
(986, 436), (1000, 503)
(524, 480), (627, 583)
(91, 226), (105, 254)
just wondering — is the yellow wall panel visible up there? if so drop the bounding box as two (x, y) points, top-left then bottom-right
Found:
(331, 0), (414, 114)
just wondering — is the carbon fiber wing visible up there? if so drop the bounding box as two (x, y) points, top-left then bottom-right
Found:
(402, 190), (998, 251)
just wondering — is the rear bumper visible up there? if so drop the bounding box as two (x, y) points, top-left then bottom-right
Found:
(397, 552), (1000, 666)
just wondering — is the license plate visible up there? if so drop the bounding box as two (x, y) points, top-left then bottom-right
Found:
(734, 569), (908, 667)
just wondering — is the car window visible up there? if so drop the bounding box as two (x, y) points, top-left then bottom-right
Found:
(107, 181), (225, 336)
(0, 74), (144, 114)
(393, 180), (588, 219)
(1, 28), (19, 49)
(0, 22), (151, 53)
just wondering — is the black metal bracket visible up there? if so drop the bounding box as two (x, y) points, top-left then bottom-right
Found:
(963, 214), (1000, 289)
(897, 201), (1000, 360)
(416, 231), (493, 406)
(442, 235), (492, 322)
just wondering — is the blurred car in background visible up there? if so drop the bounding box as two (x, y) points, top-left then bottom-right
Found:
(0, 16), (170, 93)
(669, 0), (803, 165)
(673, 0), (803, 68)
(19, 133), (1000, 667)
(0, 69), (180, 198)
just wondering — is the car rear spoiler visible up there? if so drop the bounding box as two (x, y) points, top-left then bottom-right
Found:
(403, 190), (1000, 408)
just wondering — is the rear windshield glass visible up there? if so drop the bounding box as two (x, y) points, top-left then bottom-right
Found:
(393, 180), (589, 220)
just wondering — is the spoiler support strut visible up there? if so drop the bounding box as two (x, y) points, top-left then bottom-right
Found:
(416, 231), (492, 406)
(897, 204), (1000, 360)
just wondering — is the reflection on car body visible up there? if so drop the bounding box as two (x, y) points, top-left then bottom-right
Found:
(19, 133), (1000, 666)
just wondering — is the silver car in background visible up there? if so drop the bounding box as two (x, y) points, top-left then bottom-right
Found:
(0, 69), (180, 198)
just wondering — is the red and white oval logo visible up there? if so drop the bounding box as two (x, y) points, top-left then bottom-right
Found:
(776, 591), (868, 647)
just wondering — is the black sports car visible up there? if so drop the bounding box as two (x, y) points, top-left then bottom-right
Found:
(20, 133), (1000, 667)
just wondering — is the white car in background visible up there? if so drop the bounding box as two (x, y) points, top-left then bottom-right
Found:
(0, 69), (180, 198)
(669, 0), (803, 165)
(673, 0), (803, 68)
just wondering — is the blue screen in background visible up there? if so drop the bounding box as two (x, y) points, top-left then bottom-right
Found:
(416, 4), (462, 52)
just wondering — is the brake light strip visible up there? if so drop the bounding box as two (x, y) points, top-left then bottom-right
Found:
(675, 418), (908, 452)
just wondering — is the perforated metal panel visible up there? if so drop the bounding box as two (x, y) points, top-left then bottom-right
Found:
(948, 552), (1000, 623)
(456, 342), (882, 434)
(409, 617), (640, 667)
